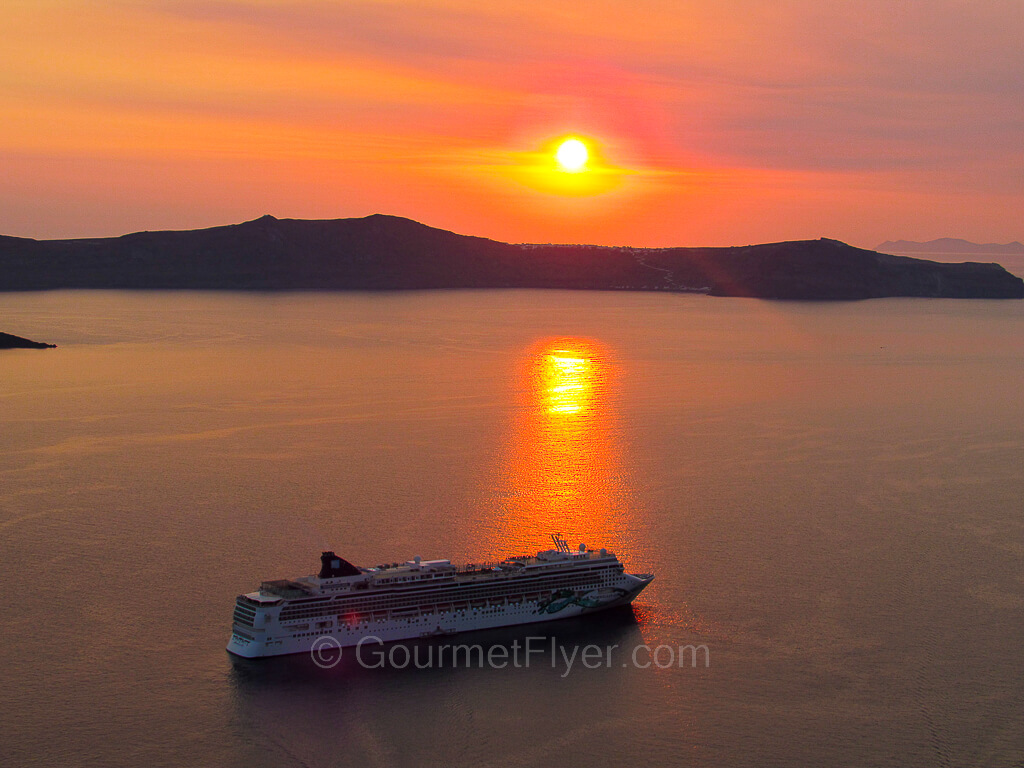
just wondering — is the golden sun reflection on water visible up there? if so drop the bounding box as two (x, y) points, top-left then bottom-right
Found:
(485, 338), (635, 558)
(543, 351), (594, 416)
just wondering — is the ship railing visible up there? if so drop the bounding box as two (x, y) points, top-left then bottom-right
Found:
(455, 560), (525, 576)
(260, 580), (314, 598)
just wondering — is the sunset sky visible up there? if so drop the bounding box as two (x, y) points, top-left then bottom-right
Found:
(2, 0), (1022, 247)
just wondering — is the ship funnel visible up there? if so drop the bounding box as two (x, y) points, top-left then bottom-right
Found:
(319, 550), (361, 579)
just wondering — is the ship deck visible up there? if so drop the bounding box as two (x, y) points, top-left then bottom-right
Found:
(256, 547), (619, 601)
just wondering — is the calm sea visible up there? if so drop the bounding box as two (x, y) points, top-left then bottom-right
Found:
(2, 291), (1022, 768)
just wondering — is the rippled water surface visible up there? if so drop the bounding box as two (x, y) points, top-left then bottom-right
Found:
(2, 291), (1023, 767)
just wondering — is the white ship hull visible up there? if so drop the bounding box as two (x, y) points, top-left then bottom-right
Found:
(227, 539), (654, 659)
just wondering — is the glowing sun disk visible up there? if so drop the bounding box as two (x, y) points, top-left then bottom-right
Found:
(555, 138), (588, 172)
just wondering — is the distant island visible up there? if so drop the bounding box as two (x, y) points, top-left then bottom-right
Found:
(1, 214), (1021, 300)
(878, 239), (1024, 257)
(0, 332), (56, 349)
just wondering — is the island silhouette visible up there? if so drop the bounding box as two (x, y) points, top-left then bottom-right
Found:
(0, 332), (55, 349)
(1, 214), (1021, 300)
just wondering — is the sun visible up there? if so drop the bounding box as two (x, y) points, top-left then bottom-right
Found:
(555, 138), (589, 173)
(492, 133), (628, 196)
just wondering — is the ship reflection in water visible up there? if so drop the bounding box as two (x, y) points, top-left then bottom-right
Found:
(487, 338), (635, 558)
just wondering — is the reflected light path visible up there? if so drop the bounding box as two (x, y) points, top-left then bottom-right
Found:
(484, 338), (636, 559)
(545, 352), (594, 415)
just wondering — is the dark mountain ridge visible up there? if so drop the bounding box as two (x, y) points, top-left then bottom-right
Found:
(2, 214), (1021, 300)
(878, 238), (1024, 256)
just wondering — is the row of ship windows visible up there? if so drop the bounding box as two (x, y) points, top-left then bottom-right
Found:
(285, 604), (535, 634)
(278, 576), (607, 619)
(278, 588), (599, 622)
(317, 571), (603, 597)
(310, 567), (618, 597)
(278, 596), (572, 626)
(284, 565), (621, 604)
(337, 566), (617, 596)
(374, 572), (451, 584)
(272, 599), (550, 628)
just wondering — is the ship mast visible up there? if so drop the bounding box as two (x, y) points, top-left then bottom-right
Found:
(550, 533), (572, 554)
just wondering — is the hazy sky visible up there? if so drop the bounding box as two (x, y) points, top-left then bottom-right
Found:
(2, 0), (1021, 246)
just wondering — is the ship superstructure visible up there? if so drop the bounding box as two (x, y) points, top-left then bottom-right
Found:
(227, 534), (654, 658)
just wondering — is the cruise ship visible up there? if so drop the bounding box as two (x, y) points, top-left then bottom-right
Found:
(227, 535), (654, 658)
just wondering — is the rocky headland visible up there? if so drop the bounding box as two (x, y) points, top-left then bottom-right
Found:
(0, 332), (56, 349)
